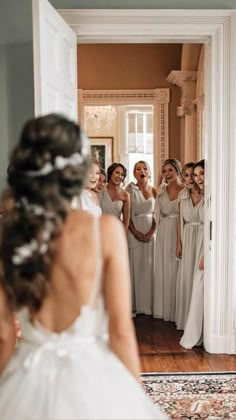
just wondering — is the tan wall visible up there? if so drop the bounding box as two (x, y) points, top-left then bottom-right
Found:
(77, 44), (182, 161)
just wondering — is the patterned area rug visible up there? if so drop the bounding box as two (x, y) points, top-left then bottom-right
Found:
(142, 372), (236, 419)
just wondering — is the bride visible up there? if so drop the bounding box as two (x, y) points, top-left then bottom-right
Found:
(0, 114), (167, 420)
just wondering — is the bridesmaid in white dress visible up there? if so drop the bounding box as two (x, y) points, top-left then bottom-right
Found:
(75, 158), (102, 217)
(126, 161), (156, 316)
(100, 163), (130, 231)
(0, 114), (167, 420)
(153, 159), (184, 321)
(180, 159), (205, 349)
(175, 163), (203, 330)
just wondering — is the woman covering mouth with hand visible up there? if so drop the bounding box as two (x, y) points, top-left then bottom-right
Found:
(126, 161), (156, 316)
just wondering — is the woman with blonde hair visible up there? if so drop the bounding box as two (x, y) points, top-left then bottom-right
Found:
(126, 160), (156, 316)
(153, 158), (184, 321)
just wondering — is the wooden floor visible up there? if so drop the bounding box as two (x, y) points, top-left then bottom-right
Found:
(134, 315), (236, 373)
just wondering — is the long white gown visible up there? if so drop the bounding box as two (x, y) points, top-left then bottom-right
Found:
(180, 202), (204, 349)
(127, 184), (156, 315)
(175, 188), (204, 330)
(99, 190), (123, 219)
(0, 221), (167, 420)
(153, 187), (179, 321)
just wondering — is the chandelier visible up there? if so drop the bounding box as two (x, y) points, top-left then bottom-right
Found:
(84, 105), (117, 131)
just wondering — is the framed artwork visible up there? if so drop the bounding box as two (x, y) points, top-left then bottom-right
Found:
(89, 137), (113, 170)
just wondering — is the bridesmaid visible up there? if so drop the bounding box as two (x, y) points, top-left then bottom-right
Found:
(126, 161), (156, 316)
(180, 159), (205, 349)
(93, 168), (107, 193)
(99, 163), (130, 231)
(175, 162), (203, 330)
(153, 158), (184, 321)
(73, 158), (102, 217)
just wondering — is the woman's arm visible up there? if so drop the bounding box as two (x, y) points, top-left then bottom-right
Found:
(0, 283), (16, 374)
(101, 215), (141, 381)
(121, 191), (130, 232)
(128, 219), (145, 242)
(143, 219), (156, 242)
(176, 203), (182, 258)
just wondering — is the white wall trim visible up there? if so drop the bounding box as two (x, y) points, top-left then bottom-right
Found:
(60, 9), (236, 354)
(78, 88), (169, 184)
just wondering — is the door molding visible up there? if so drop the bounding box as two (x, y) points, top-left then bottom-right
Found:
(59, 9), (236, 354)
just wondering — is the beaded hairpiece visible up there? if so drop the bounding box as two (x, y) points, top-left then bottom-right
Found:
(12, 199), (55, 266)
(24, 132), (90, 178)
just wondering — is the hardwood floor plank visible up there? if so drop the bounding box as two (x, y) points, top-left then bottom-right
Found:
(134, 315), (236, 373)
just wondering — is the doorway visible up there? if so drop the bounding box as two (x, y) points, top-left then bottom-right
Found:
(52, 8), (236, 354)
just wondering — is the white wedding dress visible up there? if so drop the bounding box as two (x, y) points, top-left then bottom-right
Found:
(0, 223), (167, 420)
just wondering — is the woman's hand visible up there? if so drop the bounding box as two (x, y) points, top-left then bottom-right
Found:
(135, 231), (145, 242)
(198, 256), (204, 271)
(176, 243), (182, 258)
(143, 230), (154, 242)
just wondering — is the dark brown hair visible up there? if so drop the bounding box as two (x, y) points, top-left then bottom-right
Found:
(1, 113), (90, 310)
(193, 159), (205, 171)
(107, 163), (127, 183)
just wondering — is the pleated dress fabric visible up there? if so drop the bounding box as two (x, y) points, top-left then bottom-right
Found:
(99, 190), (123, 219)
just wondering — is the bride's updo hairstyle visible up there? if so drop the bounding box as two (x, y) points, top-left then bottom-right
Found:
(1, 113), (91, 310)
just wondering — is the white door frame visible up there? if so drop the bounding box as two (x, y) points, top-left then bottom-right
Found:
(59, 9), (236, 354)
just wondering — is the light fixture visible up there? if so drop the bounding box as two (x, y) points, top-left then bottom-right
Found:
(84, 105), (117, 131)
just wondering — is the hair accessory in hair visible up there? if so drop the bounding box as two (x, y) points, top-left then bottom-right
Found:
(24, 129), (90, 178)
(16, 198), (55, 219)
(12, 239), (38, 265)
(12, 220), (54, 266)
(25, 152), (86, 178)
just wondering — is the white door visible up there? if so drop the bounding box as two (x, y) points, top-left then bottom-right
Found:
(32, 0), (77, 120)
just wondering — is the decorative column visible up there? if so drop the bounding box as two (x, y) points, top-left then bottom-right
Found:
(193, 95), (205, 160)
(167, 70), (197, 163)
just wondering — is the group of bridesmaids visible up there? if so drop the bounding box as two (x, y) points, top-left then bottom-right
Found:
(78, 156), (205, 350)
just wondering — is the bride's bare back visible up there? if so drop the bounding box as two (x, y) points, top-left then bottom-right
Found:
(32, 210), (141, 380)
(34, 211), (105, 332)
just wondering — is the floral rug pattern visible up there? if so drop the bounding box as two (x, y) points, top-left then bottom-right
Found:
(142, 372), (236, 419)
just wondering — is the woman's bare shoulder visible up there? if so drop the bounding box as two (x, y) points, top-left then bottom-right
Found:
(65, 209), (94, 230)
(100, 213), (123, 233)
(64, 211), (122, 241)
(119, 189), (130, 201)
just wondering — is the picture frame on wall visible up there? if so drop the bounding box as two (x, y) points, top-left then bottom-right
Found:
(89, 137), (113, 170)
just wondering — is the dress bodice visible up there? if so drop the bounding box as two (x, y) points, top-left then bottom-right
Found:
(157, 190), (179, 218)
(199, 204), (204, 224)
(99, 191), (123, 219)
(179, 188), (203, 224)
(17, 296), (108, 348)
(130, 185), (155, 218)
